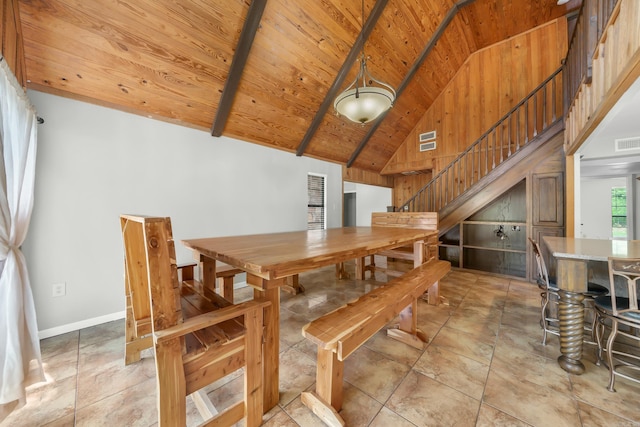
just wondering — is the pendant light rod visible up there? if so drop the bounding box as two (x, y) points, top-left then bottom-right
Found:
(346, 0), (476, 168)
(295, 0), (390, 157)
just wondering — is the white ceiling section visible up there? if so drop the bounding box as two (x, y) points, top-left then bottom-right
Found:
(580, 76), (640, 176)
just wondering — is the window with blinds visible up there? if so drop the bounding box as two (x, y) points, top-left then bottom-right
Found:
(307, 174), (326, 230)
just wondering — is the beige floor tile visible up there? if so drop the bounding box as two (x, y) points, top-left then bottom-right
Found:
(75, 377), (157, 427)
(413, 345), (489, 400)
(0, 376), (76, 427)
(369, 407), (416, 427)
(277, 347), (318, 406)
(40, 331), (79, 358)
(430, 325), (495, 365)
(334, 382), (383, 427)
(570, 359), (640, 423)
(577, 400), (639, 427)
(363, 329), (423, 366)
(483, 368), (581, 427)
(387, 370), (480, 427)
(475, 403), (531, 427)
(344, 346), (412, 403)
(281, 393), (329, 427)
(76, 340), (156, 409)
(491, 339), (572, 394)
(6, 270), (640, 427)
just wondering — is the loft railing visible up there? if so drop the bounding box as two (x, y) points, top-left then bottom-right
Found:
(564, 0), (619, 110)
(398, 67), (563, 213)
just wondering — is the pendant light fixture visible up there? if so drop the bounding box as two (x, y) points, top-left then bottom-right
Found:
(334, 0), (396, 124)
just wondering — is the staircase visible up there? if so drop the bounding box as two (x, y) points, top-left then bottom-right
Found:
(397, 67), (564, 234)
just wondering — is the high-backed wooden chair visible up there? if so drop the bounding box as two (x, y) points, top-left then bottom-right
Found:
(120, 215), (268, 427)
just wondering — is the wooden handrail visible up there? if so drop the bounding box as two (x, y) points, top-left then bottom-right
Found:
(564, 0), (619, 113)
(398, 67), (563, 213)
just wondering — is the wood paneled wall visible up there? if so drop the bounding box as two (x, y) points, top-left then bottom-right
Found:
(393, 173), (432, 210)
(1, 0), (26, 86)
(342, 166), (393, 188)
(382, 18), (568, 180)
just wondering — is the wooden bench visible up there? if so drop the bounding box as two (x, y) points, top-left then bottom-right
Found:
(301, 259), (450, 427)
(357, 211), (441, 304)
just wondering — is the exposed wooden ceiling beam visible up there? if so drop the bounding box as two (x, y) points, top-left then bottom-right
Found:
(295, 0), (389, 157)
(211, 0), (268, 137)
(346, 0), (476, 168)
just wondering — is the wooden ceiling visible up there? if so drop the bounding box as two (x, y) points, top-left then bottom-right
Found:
(17, 0), (578, 173)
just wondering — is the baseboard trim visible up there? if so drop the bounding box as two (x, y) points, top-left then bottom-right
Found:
(38, 282), (249, 339)
(38, 310), (126, 340)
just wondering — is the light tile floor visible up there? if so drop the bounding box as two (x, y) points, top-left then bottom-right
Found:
(2, 260), (640, 426)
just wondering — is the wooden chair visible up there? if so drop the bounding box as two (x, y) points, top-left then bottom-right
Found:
(120, 214), (268, 427)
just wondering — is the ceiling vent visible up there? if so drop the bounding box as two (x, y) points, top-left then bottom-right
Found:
(419, 130), (436, 142)
(419, 141), (436, 152)
(615, 136), (640, 152)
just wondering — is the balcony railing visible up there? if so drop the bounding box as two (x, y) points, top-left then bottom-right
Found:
(564, 0), (619, 111)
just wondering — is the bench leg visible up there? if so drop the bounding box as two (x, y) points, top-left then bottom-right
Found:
(387, 299), (428, 350)
(302, 348), (345, 427)
(426, 281), (440, 305)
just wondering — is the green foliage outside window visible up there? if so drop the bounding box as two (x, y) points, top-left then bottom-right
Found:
(611, 187), (627, 239)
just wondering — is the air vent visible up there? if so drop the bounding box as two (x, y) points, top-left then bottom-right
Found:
(419, 141), (436, 152)
(615, 136), (640, 152)
(419, 130), (436, 142)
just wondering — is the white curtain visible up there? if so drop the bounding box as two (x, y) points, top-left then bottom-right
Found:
(0, 56), (43, 421)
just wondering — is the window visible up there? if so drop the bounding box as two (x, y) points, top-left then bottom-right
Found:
(307, 174), (326, 230)
(611, 187), (627, 239)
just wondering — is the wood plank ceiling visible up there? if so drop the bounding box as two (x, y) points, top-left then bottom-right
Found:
(17, 0), (577, 174)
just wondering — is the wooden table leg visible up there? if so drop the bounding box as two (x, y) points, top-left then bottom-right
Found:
(199, 255), (217, 300)
(248, 275), (282, 411)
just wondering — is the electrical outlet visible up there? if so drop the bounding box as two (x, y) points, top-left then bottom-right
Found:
(52, 283), (66, 297)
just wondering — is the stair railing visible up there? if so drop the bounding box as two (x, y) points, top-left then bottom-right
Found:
(398, 66), (564, 213)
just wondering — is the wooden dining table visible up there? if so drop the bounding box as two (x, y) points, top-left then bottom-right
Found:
(543, 236), (640, 375)
(182, 226), (439, 411)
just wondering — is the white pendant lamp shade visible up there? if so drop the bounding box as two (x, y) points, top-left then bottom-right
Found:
(334, 85), (395, 124)
(334, 54), (396, 124)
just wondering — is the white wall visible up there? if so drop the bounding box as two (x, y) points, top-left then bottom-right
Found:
(580, 176), (626, 238)
(349, 182), (392, 226)
(22, 91), (342, 335)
